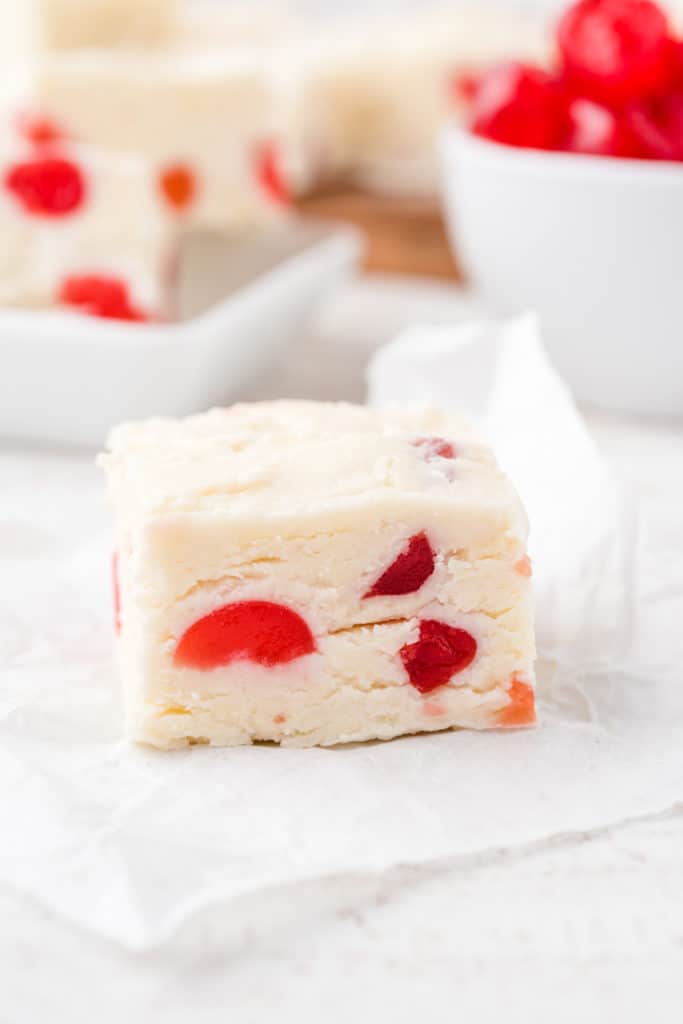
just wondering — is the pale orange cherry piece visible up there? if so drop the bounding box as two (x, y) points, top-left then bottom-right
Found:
(274, 714), (287, 725)
(515, 554), (533, 578)
(498, 675), (537, 727)
(422, 701), (446, 718)
(159, 163), (197, 212)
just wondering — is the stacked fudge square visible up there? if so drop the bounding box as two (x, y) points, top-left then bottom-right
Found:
(100, 401), (536, 749)
(36, 49), (293, 229)
(0, 115), (175, 320)
(0, 0), (292, 321)
(32, 0), (294, 229)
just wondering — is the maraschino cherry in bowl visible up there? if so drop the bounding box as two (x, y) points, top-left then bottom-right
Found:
(441, 0), (683, 417)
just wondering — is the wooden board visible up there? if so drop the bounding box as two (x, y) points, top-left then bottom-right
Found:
(296, 187), (462, 281)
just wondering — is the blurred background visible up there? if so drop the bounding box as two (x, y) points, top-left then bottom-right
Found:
(1, 0), (682, 438)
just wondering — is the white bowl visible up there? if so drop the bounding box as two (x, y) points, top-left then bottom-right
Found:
(440, 126), (683, 418)
(0, 222), (361, 447)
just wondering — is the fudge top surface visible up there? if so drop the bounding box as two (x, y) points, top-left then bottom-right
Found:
(100, 401), (528, 540)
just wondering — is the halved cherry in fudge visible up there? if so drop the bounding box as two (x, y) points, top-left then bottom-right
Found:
(174, 600), (316, 670)
(365, 532), (435, 598)
(4, 156), (85, 217)
(255, 142), (290, 205)
(413, 436), (456, 461)
(58, 274), (150, 322)
(497, 674), (536, 727)
(400, 619), (478, 693)
(159, 163), (198, 212)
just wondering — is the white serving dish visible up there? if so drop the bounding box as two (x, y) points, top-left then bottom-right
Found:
(0, 222), (361, 447)
(440, 126), (683, 418)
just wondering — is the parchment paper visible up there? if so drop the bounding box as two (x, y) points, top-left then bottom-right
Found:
(1, 314), (681, 951)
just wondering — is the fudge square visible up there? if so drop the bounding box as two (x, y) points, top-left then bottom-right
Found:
(0, 122), (175, 320)
(10, 0), (174, 52)
(100, 401), (536, 749)
(36, 50), (291, 229)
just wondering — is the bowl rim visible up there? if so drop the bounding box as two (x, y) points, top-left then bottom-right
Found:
(441, 122), (683, 185)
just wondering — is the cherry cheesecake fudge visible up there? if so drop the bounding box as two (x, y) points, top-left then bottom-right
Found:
(0, 120), (175, 320)
(36, 49), (291, 229)
(100, 401), (536, 748)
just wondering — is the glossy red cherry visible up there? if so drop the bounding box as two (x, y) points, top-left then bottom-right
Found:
(400, 620), (477, 693)
(565, 97), (639, 155)
(365, 532), (435, 598)
(174, 601), (316, 670)
(624, 92), (683, 159)
(557, 0), (674, 106)
(470, 62), (567, 150)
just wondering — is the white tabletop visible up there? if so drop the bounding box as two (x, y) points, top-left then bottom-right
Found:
(2, 275), (682, 1023)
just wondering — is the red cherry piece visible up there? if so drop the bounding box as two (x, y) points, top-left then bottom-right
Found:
(400, 620), (477, 693)
(624, 93), (683, 159)
(565, 97), (639, 155)
(174, 600), (316, 670)
(4, 156), (85, 217)
(451, 69), (482, 106)
(58, 275), (149, 322)
(668, 39), (683, 91)
(255, 142), (290, 205)
(159, 163), (197, 211)
(413, 436), (456, 461)
(365, 532), (435, 598)
(470, 62), (567, 150)
(557, 0), (673, 107)
(112, 551), (121, 634)
(498, 675), (537, 727)
(16, 113), (65, 146)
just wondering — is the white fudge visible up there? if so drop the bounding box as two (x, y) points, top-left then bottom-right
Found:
(0, 0), (175, 100)
(29, 0), (174, 51)
(0, 125), (175, 319)
(171, 1), (296, 51)
(36, 50), (291, 229)
(100, 401), (536, 749)
(290, 6), (547, 194)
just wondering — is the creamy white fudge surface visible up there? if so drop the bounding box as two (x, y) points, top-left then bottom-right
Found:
(36, 50), (291, 229)
(100, 402), (536, 749)
(38, 0), (174, 51)
(288, 5), (548, 194)
(0, 129), (175, 319)
(0, 0), (175, 99)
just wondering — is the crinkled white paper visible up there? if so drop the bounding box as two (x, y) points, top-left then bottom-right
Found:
(1, 314), (682, 951)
